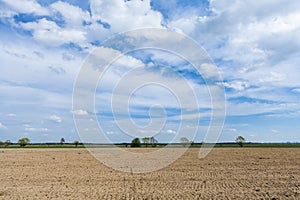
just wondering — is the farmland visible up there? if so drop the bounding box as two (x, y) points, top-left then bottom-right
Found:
(0, 148), (299, 199)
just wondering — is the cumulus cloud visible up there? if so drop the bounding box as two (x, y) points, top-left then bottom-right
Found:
(20, 18), (87, 47)
(166, 129), (176, 134)
(292, 88), (300, 93)
(227, 128), (237, 132)
(0, 122), (8, 130)
(2, 0), (49, 15)
(259, 72), (286, 83)
(223, 81), (249, 91)
(90, 0), (163, 32)
(106, 131), (114, 135)
(72, 109), (88, 116)
(7, 113), (16, 117)
(3, 0), (164, 50)
(49, 115), (62, 123)
(25, 127), (49, 132)
(179, 1), (300, 120)
(50, 1), (90, 26)
(271, 129), (279, 133)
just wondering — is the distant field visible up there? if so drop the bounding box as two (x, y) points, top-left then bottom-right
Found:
(213, 143), (300, 148)
(0, 148), (299, 199)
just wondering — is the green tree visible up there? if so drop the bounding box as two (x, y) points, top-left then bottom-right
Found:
(142, 137), (150, 147)
(150, 137), (158, 147)
(236, 136), (246, 147)
(131, 138), (141, 147)
(180, 137), (190, 147)
(73, 140), (79, 147)
(0, 141), (3, 147)
(18, 138), (30, 147)
(4, 140), (11, 148)
(60, 138), (65, 145)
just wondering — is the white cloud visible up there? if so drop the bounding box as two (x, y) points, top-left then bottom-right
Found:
(97, 70), (207, 116)
(165, 2), (299, 119)
(169, 17), (198, 34)
(166, 129), (176, 134)
(227, 128), (237, 132)
(39, 128), (50, 132)
(0, 36), (82, 90)
(25, 127), (49, 132)
(90, 0), (163, 32)
(292, 88), (300, 93)
(259, 72), (286, 83)
(0, 122), (8, 130)
(7, 0), (164, 50)
(7, 113), (16, 117)
(2, 0), (49, 15)
(21, 18), (87, 47)
(50, 1), (90, 26)
(0, 8), (15, 18)
(177, 1), (300, 99)
(49, 115), (62, 123)
(223, 81), (249, 91)
(73, 109), (88, 116)
(226, 101), (288, 116)
(24, 127), (37, 131)
(0, 83), (71, 111)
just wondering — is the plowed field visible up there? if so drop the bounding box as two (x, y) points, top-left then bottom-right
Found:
(0, 148), (299, 199)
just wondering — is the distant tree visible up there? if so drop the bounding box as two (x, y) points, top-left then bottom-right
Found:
(60, 138), (65, 145)
(180, 137), (190, 147)
(73, 140), (79, 147)
(150, 137), (158, 147)
(131, 138), (141, 147)
(4, 140), (11, 147)
(0, 141), (3, 147)
(18, 138), (30, 147)
(142, 137), (150, 147)
(236, 136), (246, 147)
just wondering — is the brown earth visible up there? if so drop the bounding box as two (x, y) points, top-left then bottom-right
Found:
(0, 148), (299, 199)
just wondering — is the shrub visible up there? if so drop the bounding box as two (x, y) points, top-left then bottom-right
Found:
(236, 136), (246, 147)
(131, 138), (141, 147)
(4, 140), (11, 147)
(180, 137), (190, 147)
(73, 140), (79, 147)
(18, 138), (30, 147)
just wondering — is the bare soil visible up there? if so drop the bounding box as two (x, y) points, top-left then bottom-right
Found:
(0, 148), (299, 199)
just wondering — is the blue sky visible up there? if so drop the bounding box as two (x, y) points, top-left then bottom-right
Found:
(0, 0), (300, 143)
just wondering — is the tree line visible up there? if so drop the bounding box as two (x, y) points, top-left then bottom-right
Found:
(131, 137), (159, 147)
(0, 136), (247, 148)
(0, 137), (80, 147)
(130, 136), (194, 147)
(131, 136), (246, 148)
